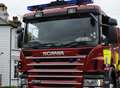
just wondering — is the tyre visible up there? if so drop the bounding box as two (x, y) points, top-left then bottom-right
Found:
(109, 67), (117, 88)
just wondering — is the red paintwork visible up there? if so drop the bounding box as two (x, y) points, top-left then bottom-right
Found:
(43, 5), (100, 14)
(20, 3), (120, 88)
(19, 44), (106, 88)
(19, 43), (120, 88)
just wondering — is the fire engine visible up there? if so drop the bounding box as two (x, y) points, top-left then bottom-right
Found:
(18, 0), (120, 88)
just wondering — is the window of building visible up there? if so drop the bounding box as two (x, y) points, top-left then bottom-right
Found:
(14, 60), (19, 78)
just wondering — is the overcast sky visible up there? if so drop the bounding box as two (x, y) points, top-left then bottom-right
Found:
(1, 0), (120, 26)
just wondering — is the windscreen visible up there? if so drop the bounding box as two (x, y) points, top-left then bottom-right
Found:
(26, 16), (99, 48)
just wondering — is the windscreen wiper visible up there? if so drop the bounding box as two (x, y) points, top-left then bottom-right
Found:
(24, 40), (62, 49)
(62, 41), (88, 47)
(89, 13), (98, 22)
(43, 42), (60, 47)
(23, 40), (45, 49)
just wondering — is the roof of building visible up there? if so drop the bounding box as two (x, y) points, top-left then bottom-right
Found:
(0, 17), (10, 26)
(0, 3), (7, 10)
(0, 17), (20, 28)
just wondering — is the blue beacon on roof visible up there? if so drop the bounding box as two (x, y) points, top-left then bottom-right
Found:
(27, 0), (94, 11)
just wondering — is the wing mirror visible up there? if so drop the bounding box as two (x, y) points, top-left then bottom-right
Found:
(16, 27), (24, 48)
(108, 18), (117, 26)
(108, 27), (117, 44)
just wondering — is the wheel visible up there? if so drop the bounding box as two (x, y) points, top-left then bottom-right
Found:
(109, 67), (117, 88)
(116, 78), (120, 88)
(104, 67), (117, 88)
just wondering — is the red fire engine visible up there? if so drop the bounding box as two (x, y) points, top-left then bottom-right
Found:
(17, 0), (120, 88)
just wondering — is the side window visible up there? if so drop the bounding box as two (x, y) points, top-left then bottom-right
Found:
(107, 27), (117, 44)
(28, 24), (39, 41)
(101, 16), (109, 44)
(102, 16), (117, 44)
(117, 28), (120, 44)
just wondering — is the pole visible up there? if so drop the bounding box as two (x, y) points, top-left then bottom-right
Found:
(9, 28), (12, 87)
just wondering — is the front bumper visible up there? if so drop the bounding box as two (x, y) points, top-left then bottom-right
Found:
(83, 74), (104, 88)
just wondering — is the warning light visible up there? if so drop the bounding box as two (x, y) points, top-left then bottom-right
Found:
(27, 0), (93, 11)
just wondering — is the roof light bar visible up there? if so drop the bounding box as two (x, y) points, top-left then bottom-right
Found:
(27, 0), (93, 11)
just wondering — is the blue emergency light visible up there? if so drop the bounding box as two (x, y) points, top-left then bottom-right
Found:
(27, 0), (93, 11)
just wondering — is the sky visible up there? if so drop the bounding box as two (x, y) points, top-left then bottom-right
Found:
(0, 0), (120, 26)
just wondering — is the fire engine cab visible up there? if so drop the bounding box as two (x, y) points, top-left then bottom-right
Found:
(18, 0), (120, 88)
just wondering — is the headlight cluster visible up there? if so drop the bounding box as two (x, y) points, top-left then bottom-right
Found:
(83, 79), (104, 87)
(21, 78), (28, 85)
(31, 80), (41, 84)
(22, 85), (27, 88)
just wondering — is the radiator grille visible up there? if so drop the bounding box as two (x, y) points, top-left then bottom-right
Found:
(25, 55), (86, 88)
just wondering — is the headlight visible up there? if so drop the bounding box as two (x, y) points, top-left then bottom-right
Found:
(22, 85), (27, 88)
(21, 78), (28, 85)
(31, 80), (41, 84)
(83, 79), (103, 87)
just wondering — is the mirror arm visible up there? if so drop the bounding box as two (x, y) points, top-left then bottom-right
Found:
(99, 23), (111, 27)
(89, 13), (98, 22)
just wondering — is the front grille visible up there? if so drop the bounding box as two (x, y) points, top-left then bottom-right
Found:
(25, 55), (86, 88)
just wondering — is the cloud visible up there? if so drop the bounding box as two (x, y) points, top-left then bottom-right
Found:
(94, 0), (120, 26)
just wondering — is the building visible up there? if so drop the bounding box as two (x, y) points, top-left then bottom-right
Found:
(0, 3), (20, 87)
(0, 3), (9, 21)
(0, 17), (20, 87)
(0, 17), (11, 86)
(10, 16), (21, 87)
